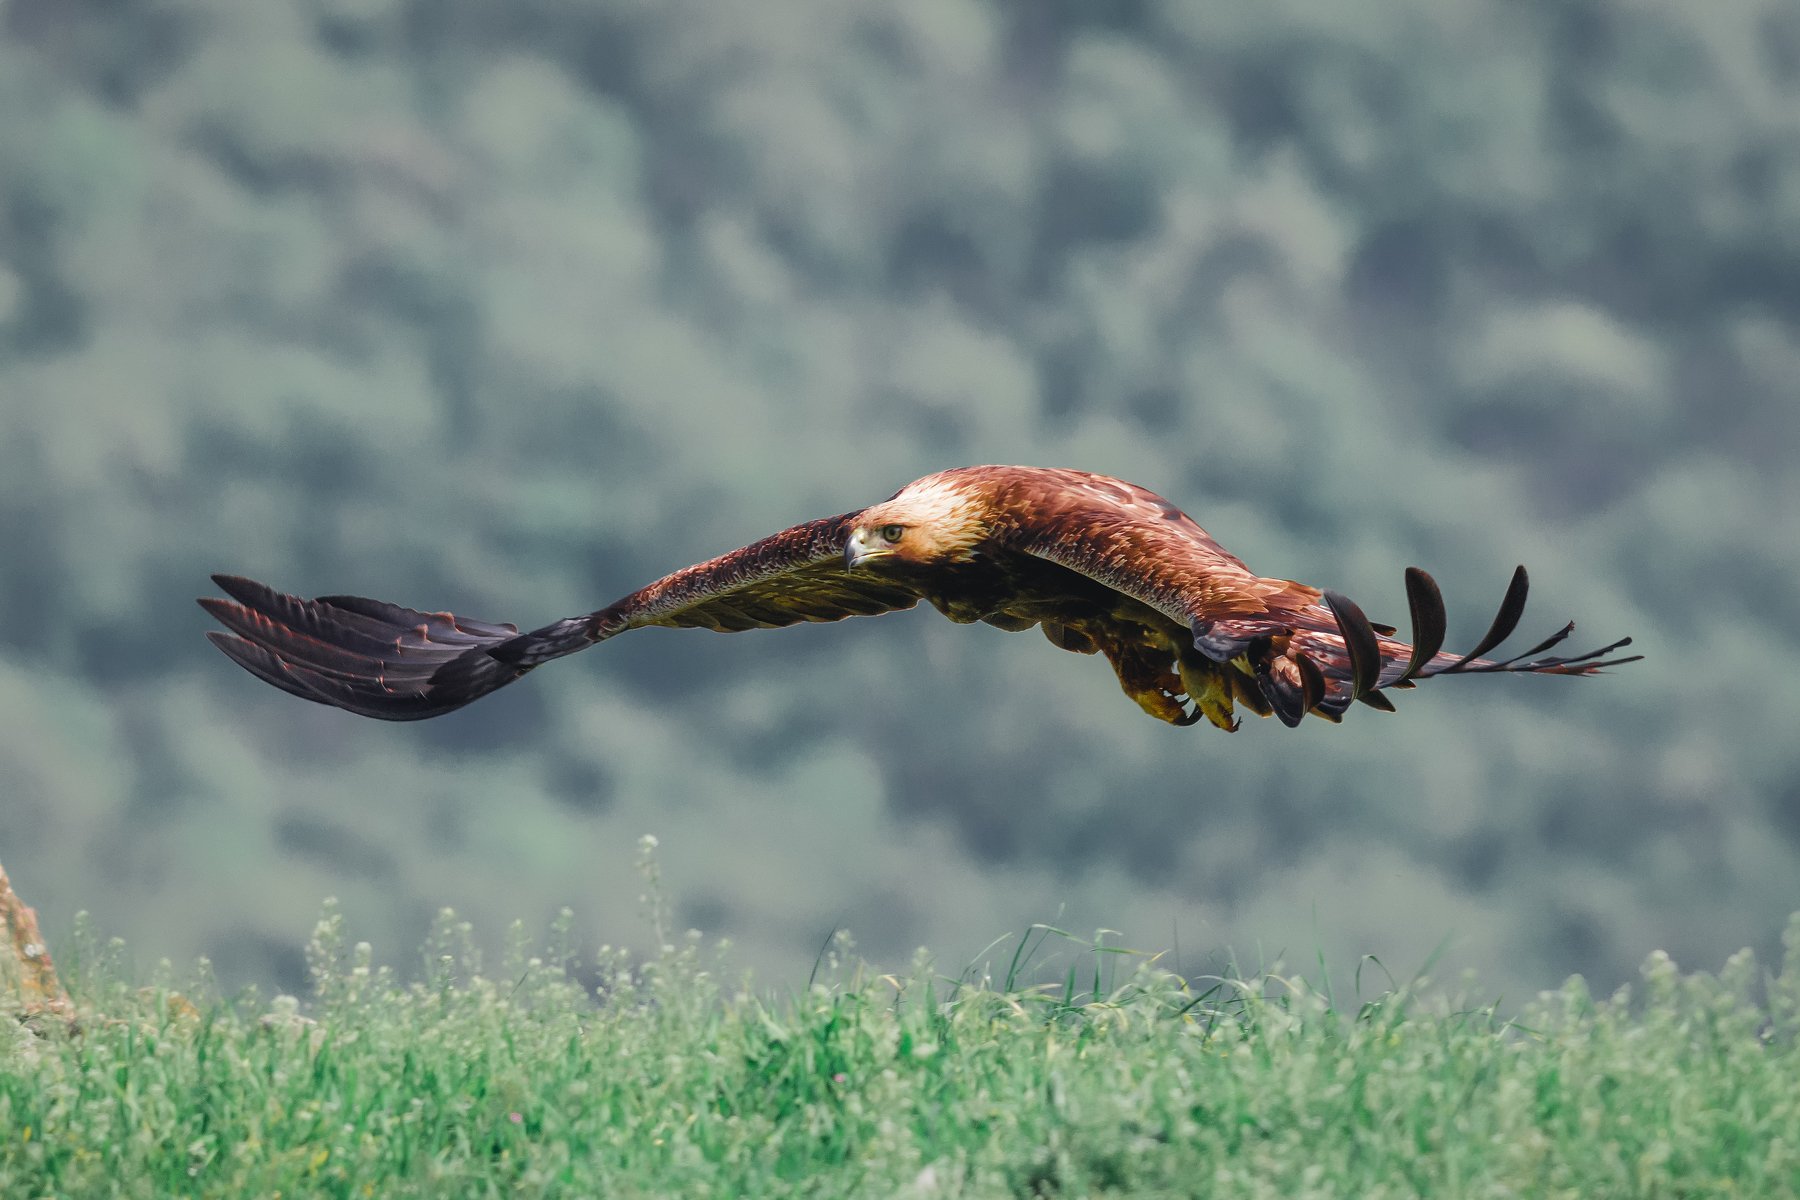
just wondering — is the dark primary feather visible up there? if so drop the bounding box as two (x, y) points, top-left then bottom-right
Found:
(199, 575), (546, 720)
(1445, 564), (1531, 670)
(1396, 567), (1446, 684)
(1321, 590), (1381, 700)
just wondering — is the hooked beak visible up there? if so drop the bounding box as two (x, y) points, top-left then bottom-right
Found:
(844, 527), (887, 571)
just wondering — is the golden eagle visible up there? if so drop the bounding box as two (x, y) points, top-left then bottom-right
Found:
(200, 466), (1638, 730)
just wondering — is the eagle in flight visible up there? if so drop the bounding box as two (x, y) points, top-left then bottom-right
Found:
(201, 466), (1638, 731)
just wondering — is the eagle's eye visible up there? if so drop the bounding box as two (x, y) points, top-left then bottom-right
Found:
(879, 524), (905, 544)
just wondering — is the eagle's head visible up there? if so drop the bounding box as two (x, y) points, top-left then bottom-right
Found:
(845, 471), (990, 570)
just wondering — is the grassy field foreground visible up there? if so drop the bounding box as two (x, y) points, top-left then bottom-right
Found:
(4, 890), (1799, 1199)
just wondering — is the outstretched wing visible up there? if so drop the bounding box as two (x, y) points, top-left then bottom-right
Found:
(201, 514), (929, 721)
(1008, 469), (1639, 727)
(1242, 565), (1640, 726)
(590, 514), (925, 634)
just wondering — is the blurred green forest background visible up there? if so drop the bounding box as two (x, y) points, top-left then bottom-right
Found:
(2, 0), (1796, 1002)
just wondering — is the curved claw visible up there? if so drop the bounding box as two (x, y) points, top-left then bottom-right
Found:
(1170, 705), (1207, 727)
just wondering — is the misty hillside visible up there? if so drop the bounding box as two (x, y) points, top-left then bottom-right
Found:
(2, 0), (1797, 1000)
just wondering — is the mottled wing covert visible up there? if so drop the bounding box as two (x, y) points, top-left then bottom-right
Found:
(1007, 467), (1321, 629)
(596, 514), (926, 633)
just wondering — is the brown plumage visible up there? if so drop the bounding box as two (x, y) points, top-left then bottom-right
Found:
(199, 466), (1640, 729)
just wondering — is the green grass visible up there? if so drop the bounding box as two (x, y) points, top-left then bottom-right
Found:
(4, 875), (1799, 1198)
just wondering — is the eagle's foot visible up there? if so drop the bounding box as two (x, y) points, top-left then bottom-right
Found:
(1121, 664), (1236, 730)
(1107, 655), (1205, 727)
(1177, 653), (1241, 732)
(1128, 681), (1206, 727)
(1098, 635), (1238, 730)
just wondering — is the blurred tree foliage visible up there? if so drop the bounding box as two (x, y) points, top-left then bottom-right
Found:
(2, 0), (1797, 1000)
